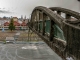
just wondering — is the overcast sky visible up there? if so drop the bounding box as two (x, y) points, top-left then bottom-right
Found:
(0, 0), (80, 18)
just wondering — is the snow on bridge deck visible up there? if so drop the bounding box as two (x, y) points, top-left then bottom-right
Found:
(0, 41), (62, 60)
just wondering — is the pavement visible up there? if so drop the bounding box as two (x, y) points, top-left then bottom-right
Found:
(0, 42), (63, 60)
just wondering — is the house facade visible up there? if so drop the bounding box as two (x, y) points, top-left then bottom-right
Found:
(0, 17), (28, 30)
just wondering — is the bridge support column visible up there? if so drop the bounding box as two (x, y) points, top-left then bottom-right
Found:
(36, 10), (40, 31)
(42, 13), (46, 35)
(31, 12), (35, 28)
(32, 11), (37, 29)
(66, 14), (71, 20)
(39, 12), (43, 33)
(49, 20), (54, 41)
(57, 11), (61, 15)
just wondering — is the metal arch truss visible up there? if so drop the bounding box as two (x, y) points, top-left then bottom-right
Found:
(28, 6), (80, 60)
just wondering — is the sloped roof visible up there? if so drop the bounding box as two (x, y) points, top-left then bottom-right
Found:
(4, 21), (27, 26)
(14, 21), (20, 26)
(21, 22), (26, 26)
(4, 22), (9, 26)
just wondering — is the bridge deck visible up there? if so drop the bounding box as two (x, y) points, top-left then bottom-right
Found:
(0, 41), (62, 60)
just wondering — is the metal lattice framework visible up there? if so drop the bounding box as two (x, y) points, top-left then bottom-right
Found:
(28, 6), (80, 60)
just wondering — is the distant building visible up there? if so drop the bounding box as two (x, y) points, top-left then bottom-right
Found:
(21, 15), (23, 20)
(21, 21), (26, 26)
(0, 16), (28, 30)
(4, 22), (9, 26)
(0, 17), (10, 29)
(24, 15), (26, 19)
(13, 17), (18, 21)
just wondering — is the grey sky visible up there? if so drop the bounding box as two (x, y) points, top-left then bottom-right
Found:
(0, 0), (80, 18)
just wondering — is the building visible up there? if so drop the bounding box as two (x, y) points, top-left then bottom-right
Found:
(0, 16), (28, 30)
(2, 17), (28, 30)
(0, 17), (10, 29)
(13, 17), (18, 21)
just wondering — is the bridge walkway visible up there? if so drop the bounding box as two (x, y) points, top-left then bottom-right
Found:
(0, 41), (62, 60)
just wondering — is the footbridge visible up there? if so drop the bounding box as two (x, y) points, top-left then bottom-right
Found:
(28, 6), (80, 60)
